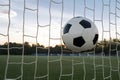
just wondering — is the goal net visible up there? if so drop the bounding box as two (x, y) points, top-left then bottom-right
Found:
(0, 0), (120, 80)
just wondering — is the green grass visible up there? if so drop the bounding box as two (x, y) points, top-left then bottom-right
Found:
(0, 55), (120, 80)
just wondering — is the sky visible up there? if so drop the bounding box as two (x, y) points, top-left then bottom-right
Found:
(0, 0), (120, 47)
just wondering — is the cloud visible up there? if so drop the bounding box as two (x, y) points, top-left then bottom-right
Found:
(0, 9), (17, 19)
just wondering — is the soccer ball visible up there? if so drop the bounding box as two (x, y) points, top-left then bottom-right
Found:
(62, 17), (98, 52)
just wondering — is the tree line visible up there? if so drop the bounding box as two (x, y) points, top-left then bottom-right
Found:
(0, 42), (69, 55)
(0, 39), (120, 55)
(95, 39), (120, 55)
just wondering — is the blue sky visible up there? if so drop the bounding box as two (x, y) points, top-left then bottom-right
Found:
(0, 0), (120, 46)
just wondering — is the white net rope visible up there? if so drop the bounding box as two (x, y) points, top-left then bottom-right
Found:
(0, 0), (120, 80)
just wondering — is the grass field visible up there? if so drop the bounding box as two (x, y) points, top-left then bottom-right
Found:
(0, 55), (120, 80)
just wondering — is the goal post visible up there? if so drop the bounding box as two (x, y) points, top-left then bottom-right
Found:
(0, 0), (120, 80)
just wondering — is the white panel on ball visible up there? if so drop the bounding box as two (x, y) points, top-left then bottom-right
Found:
(62, 33), (73, 49)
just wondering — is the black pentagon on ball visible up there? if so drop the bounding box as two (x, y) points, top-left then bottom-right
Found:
(63, 24), (72, 34)
(93, 34), (98, 45)
(79, 20), (91, 28)
(73, 36), (85, 47)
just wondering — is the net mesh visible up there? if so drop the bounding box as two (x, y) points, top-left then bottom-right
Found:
(0, 0), (120, 80)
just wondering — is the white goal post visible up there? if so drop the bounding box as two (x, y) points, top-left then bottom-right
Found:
(0, 0), (120, 80)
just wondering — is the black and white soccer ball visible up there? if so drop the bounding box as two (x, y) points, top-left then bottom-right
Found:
(62, 17), (99, 52)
